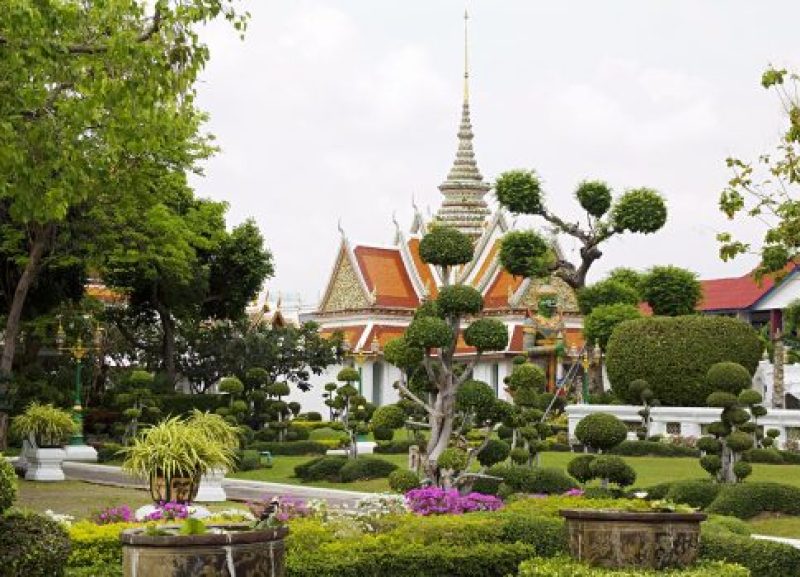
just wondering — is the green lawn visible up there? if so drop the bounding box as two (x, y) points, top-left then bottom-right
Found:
(747, 515), (800, 538)
(228, 452), (800, 494)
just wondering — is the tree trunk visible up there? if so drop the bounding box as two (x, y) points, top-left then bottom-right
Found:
(720, 442), (736, 483)
(156, 304), (177, 385)
(0, 232), (48, 449)
(424, 387), (455, 483)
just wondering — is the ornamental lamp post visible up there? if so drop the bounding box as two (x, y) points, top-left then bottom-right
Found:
(55, 318), (103, 461)
(581, 348), (590, 404)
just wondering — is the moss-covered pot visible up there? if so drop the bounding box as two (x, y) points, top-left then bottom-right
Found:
(560, 509), (707, 570)
(121, 524), (288, 577)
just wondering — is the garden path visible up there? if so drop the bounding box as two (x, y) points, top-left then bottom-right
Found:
(752, 534), (800, 549)
(61, 462), (371, 507)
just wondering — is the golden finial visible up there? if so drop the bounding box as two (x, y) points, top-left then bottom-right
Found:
(463, 8), (470, 101)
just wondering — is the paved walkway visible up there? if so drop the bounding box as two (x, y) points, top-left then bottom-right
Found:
(61, 462), (372, 507)
(752, 534), (800, 549)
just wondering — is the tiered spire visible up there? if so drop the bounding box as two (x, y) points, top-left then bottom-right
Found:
(435, 10), (491, 239)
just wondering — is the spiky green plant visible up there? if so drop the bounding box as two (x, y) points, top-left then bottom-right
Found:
(11, 403), (75, 447)
(121, 416), (235, 483)
(187, 410), (240, 450)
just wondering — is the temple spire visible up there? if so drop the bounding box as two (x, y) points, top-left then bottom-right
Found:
(435, 9), (490, 240)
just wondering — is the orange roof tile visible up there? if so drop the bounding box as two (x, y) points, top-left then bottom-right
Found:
(320, 325), (366, 349)
(353, 246), (419, 309)
(471, 240), (500, 288)
(483, 269), (524, 309)
(407, 238), (438, 298)
(363, 325), (407, 349)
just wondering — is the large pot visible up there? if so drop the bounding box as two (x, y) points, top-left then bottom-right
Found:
(560, 509), (707, 570)
(121, 524), (288, 577)
(25, 447), (66, 481)
(149, 473), (199, 504)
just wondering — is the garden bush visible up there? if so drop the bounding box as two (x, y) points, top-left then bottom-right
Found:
(488, 465), (577, 494)
(640, 481), (674, 500)
(567, 455), (596, 484)
(388, 469), (420, 493)
(664, 480), (721, 509)
(0, 510), (72, 577)
(606, 316), (761, 406)
(67, 521), (134, 569)
(706, 362), (753, 396)
(286, 426), (311, 441)
(518, 557), (748, 577)
(0, 454), (17, 513)
(705, 482), (800, 519)
(701, 530), (800, 577)
(234, 449), (263, 471)
(390, 513), (504, 546)
(253, 428), (278, 442)
(374, 440), (417, 454)
(742, 448), (784, 464)
(588, 455), (636, 487)
(574, 413), (628, 451)
(156, 394), (226, 415)
(609, 440), (699, 458)
(477, 439), (510, 467)
(339, 457), (398, 482)
(247, 440), (329, 455)
(298, 412), (323, 421)
(95, 442), (124, 464)
(701, 515), (751, 537)
(294, 456), (348, 481)
(372, 426), (395, 441)
(495, 514), (567, 556)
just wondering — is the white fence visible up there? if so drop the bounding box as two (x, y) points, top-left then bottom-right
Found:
(566, 404), (800, 449)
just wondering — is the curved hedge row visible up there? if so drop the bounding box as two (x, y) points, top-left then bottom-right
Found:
(606, 316), (761, 406)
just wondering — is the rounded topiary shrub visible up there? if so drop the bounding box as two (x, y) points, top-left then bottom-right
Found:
(0, 510), (71, 577)
(0, 455), (17, 514)
(477, 439), (511, 467)
(567, 454), (596, 484)
(339, 456), (398, 482)
(575, 412), (628, 452)
(388, 469), (421, 493)
(438, 448), (468, 472)
(372, 404), (406, 431)
(665, 479), (721, 509)
(372, 426), (394, 441)
(295, 456), (348, 481)
(707, 362), (753, 396)
(606, 316), (762, 406)
(588, 455), (636, 487)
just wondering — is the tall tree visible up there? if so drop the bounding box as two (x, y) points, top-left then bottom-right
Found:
(494, 173), (667, 289)
(0, 0), (246, 441)
(719, 68), (800, 277)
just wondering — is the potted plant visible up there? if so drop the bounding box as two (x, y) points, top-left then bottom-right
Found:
(11, 403), (75, 481)
(120, 497), (289, 577)
(121, 416), (235, 503)
(189, 410), (240, 502)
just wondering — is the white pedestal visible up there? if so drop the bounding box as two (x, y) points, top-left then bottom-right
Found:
(63, 444), (98, 462)
(195, 468), (227, 502)
(357, 441), (377, 454)
(25, 448), (66, 481)
(326, 449), (348, 456)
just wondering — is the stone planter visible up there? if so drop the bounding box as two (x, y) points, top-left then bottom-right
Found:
(195, 468), (227, 502)
(25, 447), (66, 481)
(149, 474), (200, 504)
(121, 524), (288, 577)
(560, 509), (707, 570)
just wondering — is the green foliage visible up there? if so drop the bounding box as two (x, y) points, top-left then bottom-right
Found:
(640, 265), (702, 316)
(707, 392), (739, 409)
(337, 368), (361, 383)
(374, 440), (418, 454)
(218, 377), (244, 395)
(518, 557), (748, 577)
(510, 447), (530, 465)
(0, 454), (16, 513)
(567, 455), (596, 484)
(705, 363), (752, 396)
(701, 530), (800, 577)
(234, 449), (263, 472)
(339, 457), (398, 482)
(706, 482), (800, 519)
(0, 510), (71, 577)
(437, 285), (483, 316)
(294, 456), (348, 482)
(498, 230), (554, 278)
(406, 317), (453, 350)
(456, 380), (497, 417)
(574, 413), (628, 452)
(477, 439), (511, 467)
(11, 402), (75, 447)
(665, 480), (721, 509)
(438, 448), (469, 472)
(388, 469), (421, 493)
(488, 464), (577, 494)
(247, 441), (329, 455)
(738, 389), (763, 406)
(507, 363), (547, 393)
(495, 170), (544, 214)
(697, 437), (722, 454)
(732, 461), (752, 480)
(606, 316), (762, 406)
(702, 515), (751, 537)
(726, 431), (754, 452)
(578, 280), (639, 315)
(700, 454), (723, 476)
(418, 226), (473, 267)
(742, 448), (784, 464)
(463, 318), (509, 352)
(584, 304), (643, 350)
(611, 188), (668, 234)
(67, 521), (134, 570)
(606, 268), (644, 295)
(186, 410), (240, 450)
(371, 404), (406, 431)
(608, 441), (699, 458)
(266, 382), (291, 397)
(383, 337), (424, 371)
(575, 181), (613, 218)
(588, 455), (636, 487)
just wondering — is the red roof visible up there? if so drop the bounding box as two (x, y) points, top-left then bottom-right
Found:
(353, 246), (420, 309)
(698, 275), (776, 311)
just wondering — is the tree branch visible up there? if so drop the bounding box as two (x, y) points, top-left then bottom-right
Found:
(396, 378), (436, 416)
(455, 353), (481, 387)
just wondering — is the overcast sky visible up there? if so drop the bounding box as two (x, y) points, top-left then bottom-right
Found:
(190, 1), (799, 307)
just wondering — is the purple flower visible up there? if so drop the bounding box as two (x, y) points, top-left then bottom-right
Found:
(563, 488), (585, 497)
(93, 505), (134, 525)
(405, 488), (503, 516)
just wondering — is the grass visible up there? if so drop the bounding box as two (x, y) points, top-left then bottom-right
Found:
(15, 480), (243, 519)
(747, 514), (800, 539)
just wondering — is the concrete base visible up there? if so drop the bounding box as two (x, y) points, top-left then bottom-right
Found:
(25, 448), (66, 481)
(357, 441), (377, 454)
(195, 468), (227, 502)
(63, 444), (98, 462)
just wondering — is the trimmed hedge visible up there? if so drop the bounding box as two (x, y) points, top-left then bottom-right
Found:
(609, 441), (699, 458)
(706, 482), (800, 519)
(374, 440), (417, 454)
(489, 465), (578, 494)
(68, 521), (133, 569)
(701, 531), (800, 577)
(519, 557), (748, 577)
(0, 510), (72, 577)
(294, 456), (348, 482)
(664, 480), (721, 509)
(742, 448), (786, 464)
(606, 316), (761, 406)
(246, 441), (329, 455)
(0, 454), (17, 513)
(95, 443), (124, 464)
(339, 457), (398, 482)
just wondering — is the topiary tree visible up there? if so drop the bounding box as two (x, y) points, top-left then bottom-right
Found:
(583, 303), (642, 351)
(700, 369), (767, 483)
(577, 280), (640, 315)
(371, 404), (406, 441)
(115, 370), (161, 443)
(606, 316), (762, 406)
(629, 379), (658, 440)
(495, 171), (667, 289)
(640, 265), (702, 316)
(384, 226), (510, 486)
(707, 362), (753, 396)
(606, 268), (645, 296)
(332, 368), (373, 458)
(322, 382), (338, 421)
(574, 412), (628, 453)
(503, 361), (552, 467)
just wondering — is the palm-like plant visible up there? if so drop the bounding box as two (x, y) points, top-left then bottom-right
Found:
(11, 403), (75, 447)
(187, 410), (240, 450)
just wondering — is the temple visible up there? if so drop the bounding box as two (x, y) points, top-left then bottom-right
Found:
(293, 13), (584, 415)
